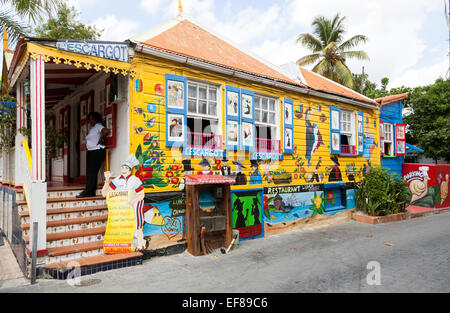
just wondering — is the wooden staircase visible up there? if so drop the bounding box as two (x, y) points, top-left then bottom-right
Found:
(16, 186), (143, 280)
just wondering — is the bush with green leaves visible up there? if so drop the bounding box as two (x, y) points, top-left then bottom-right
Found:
(355, 166), (409, 216)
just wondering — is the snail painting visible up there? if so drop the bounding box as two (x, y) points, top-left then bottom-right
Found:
(409, 167), (430, 203)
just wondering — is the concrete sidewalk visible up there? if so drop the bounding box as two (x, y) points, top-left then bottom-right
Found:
(0, 235), (25, 282)
(1, 211), (449, 293)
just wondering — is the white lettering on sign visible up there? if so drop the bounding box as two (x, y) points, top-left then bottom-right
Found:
(182, 148), (225, 158)
(56, 41), (128, 62)
(250, 152), (283, 161)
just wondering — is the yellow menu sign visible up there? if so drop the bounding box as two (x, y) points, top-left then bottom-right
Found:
(104, 190), (137, 254)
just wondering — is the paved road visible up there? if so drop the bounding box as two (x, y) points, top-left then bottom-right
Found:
(1, 212), (449, 293)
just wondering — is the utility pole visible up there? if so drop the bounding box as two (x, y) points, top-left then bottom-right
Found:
(361, 66), (365, 94)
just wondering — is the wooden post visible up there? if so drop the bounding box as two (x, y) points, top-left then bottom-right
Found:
(223, 185), (232, 248)
(186, 185), (200, 256)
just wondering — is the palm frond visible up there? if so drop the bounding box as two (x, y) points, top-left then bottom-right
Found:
(0, 9), (28, 42)
(339, 50), (370, 61)
(296, 33), (323, 52)
(329, 13), (346, 43)
(0, 0), (61, 23)
(333, 61), (354, 89)
(338, 34), (368, 51)
(296, 53), (321, 67)
(312, 58), (334, 79)
(311, 16), (328, 44)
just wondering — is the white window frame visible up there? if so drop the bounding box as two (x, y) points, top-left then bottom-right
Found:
(340, 109), (355, 146)
(186, 80), (223, 146)
(384, 122), (394, 156)
(254, 94), (279, 141)
(187, 80), (220, 120)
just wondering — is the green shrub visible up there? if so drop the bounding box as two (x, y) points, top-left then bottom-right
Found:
(355, 166), (409, 216)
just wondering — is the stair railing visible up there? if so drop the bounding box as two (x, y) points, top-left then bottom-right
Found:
(21, 140), (33, 214)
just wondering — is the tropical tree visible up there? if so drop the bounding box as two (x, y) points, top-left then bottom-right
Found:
(33, 2), (102, 40)
(296, 13), (369, 89)
(1, 0), (60, 42)
(403, 78), (450, 163)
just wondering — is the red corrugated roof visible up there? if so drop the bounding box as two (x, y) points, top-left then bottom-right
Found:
(375, 93), (408, 106)
(299, 67), (377, 104)
(185, 174), (235, 185)
(132, 18), (376, 106)
(134, 19), (297, 85)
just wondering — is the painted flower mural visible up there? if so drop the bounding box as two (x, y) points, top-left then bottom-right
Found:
(309, 192), (325, 217)
(135, 133), (182, 189)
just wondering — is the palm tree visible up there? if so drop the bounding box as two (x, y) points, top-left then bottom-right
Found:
(296, 13), (369, 89)
(1, 0), (60, 43)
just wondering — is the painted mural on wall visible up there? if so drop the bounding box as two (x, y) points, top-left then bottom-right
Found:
(304, 108), (324, 167)
(141, 197), (186, 249)
(263, 185), (325, 226)
(129, 71), (380, 195)
(403, 164), (450, 209)
(231, 190), (264, 240)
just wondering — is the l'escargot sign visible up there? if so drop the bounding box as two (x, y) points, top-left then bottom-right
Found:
(56, 40), (129, 62)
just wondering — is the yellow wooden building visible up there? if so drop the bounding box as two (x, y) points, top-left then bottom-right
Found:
(127, 17), (380, 241)
(1, 14), (380, 272)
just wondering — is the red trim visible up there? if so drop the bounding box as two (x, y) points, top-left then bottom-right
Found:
(39, 56), (43, 181)
(109, 182), (116, 190)
(26, 249), (49, 258)
(135, 185), (144, 193)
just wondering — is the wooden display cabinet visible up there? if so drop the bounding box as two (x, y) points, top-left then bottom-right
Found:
(185, 175), (235, 256)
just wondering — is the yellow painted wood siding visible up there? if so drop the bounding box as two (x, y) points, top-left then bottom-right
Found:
(129, 53), (380, 193)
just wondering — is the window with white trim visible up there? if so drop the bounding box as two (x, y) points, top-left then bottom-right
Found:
(186, 81), (222, 149)
(384, 122), (394, 156)
(254, 95), (280, 153)
(340, 110), (356, 154)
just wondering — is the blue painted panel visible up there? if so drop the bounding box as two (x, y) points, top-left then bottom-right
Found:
(381, 157), (404, 177)
(380, 100), (403, 123)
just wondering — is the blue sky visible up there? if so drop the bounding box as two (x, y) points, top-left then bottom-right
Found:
(3, 0), (449, 89)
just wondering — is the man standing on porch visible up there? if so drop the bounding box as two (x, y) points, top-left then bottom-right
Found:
(77, 112), (110, 198)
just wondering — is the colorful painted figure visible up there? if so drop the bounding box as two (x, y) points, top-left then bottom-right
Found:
(328, 155), (342, 182)
(363, 132), (377, 165)
(306, 156), (323, 183)
(220, 158), (232, 176)
(249, 159), (262, 185)
(198, 158), (214, 175)
(440, 174), (449, 205)
(179, 159), (193, 191)
(102, 154), (146, 250)
(305, 108), (324, 166)
(233, 160), (247, 185)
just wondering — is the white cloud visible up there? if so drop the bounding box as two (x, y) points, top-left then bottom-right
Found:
(390, 57), (448, 88)
(140, 0), (162, 16)
(286, 0), (444, 87)
(91, 15), (139, 42)
(66, 0), (98, 10)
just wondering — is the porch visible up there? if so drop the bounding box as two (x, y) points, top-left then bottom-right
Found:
(0, 38), (137, 278)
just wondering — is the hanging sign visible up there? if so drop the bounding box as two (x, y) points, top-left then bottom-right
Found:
(56, 40), (129, 62)
(104, 190), (136, 254)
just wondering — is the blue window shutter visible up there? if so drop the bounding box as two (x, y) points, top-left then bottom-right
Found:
(330, 106), (341, 154)
(165, 74), (187, 147)
(225, 86), (241, 150)
(240, 89), (255, 151)
(357, 111), (364, 155)
(283, 98), (294, 154)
